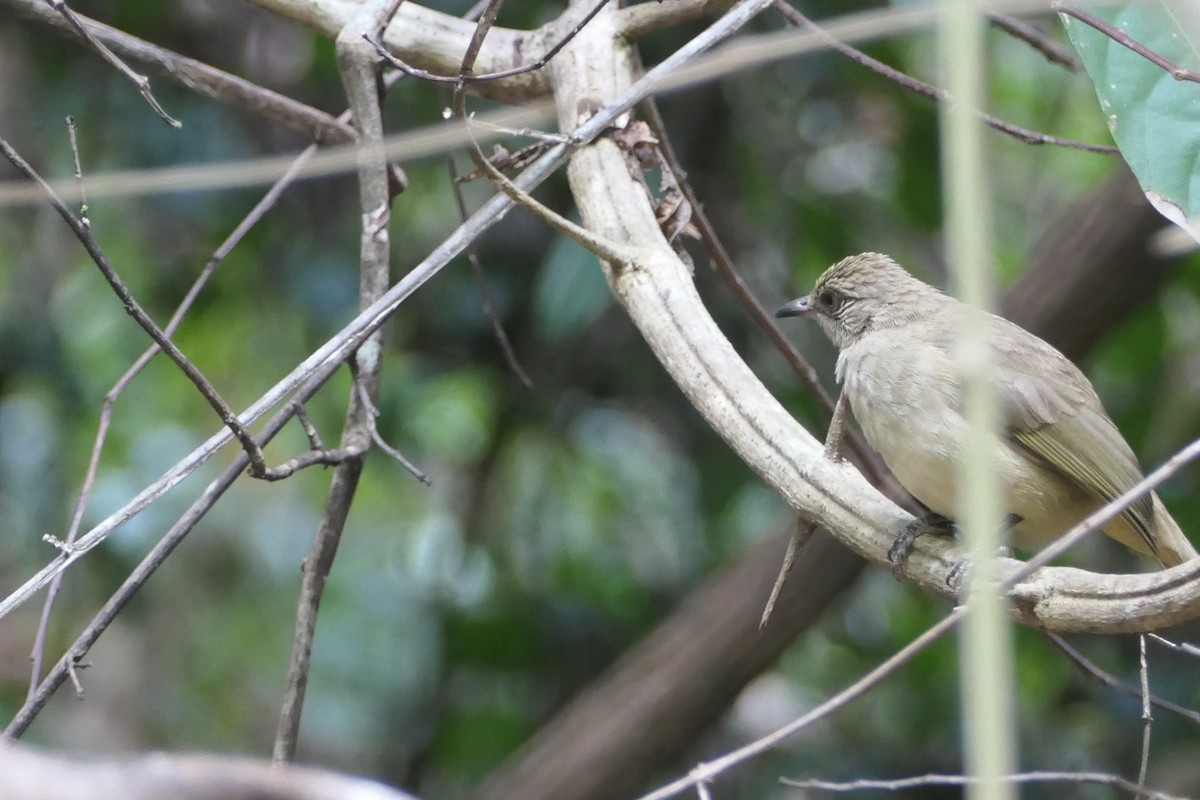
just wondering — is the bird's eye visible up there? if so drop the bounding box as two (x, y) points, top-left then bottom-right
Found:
(819, 290), (839, 310)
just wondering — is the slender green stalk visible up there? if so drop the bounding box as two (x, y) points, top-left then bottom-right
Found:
(939, 0), (1016, 798)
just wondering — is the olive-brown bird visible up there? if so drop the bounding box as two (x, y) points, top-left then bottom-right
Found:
(776, 252), (1196, 567)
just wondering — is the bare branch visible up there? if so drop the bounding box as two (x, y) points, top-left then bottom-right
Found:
(637, 612), (963, 800)
(1137, 634), (1152, 789)
(1045, 633), (1200, 725)
(25, 70), (407, 696)
(44, 0), (181, 126)
(352, 380), (432, 484)
(64, 115), (88, 224)
(1055, 4), (1200, 83)
(757, 520), (814, 629)
(0, 139), (276, 478)
(6, 0), (349, 141)
(0, 140), (569, 621)
(274, 0), (404, 763)
(771, 1), (1116, 153)
(1147, 633), (1200, 660)
(6, 373), (335, 738)
(986, 12), (1080, 70)
(446, 157), (534, 387)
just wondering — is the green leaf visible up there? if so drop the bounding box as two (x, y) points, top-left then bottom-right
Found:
(1062, 2), (1200, 238)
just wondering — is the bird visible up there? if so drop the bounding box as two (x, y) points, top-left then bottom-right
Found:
(775, 252), (1197, 567)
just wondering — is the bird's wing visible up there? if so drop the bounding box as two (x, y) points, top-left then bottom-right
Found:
(992, 321), (1157, 555)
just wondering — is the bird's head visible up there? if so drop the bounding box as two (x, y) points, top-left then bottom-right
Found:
(776, 252), (942, 349)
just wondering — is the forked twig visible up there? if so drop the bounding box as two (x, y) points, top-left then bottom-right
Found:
(1045, 633), (1200, 724)
(272, 0), (405, 763)
(47, 0), (181, 126)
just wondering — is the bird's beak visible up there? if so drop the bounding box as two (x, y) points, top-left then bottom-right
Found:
(775, 297), (813, 318)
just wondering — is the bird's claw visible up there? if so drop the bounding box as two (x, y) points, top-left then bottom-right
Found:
(888, 512), (956, 573)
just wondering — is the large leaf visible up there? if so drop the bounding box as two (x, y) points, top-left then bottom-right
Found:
(1062, 2), (1200, 239)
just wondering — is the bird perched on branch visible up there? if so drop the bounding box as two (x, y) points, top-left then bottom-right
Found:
(776, 252), (1197, 568)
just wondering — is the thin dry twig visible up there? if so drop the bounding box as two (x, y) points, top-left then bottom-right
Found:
(11, 0), (351, 142)
(273, 0), (405, 763)
(758, 520), (815, 629)
(1147, 633), (1200, 660)
(65, 659), (86, 698)
(986, 12), (1080, 71)
(1137, 634), (1152, 789)
(26, 116), (92, 695)
(1054, 4), (1200, 84)
(22, 76), (407, 694)
(0, 138), (359, 484)
(46, 0), (181, 126)
(772, 0), (1117, 153)
(351, 376), (432, 484)
(441, 0), (558, 392)
(65, 115), (88, 224)
(780, 770), (1186, 798)
(759, 392), (847, 628)
(0, 141), (286, 473)
(6, 371), (336, 738)
(1044, 633), (1200, 725)
(447, 156), (534, 388)
(291, 403), (326, 451)
(637, 612), (964, 800)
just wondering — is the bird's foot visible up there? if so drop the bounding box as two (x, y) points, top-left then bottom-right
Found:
(888, 512), (956, 572)
(946, 543), (1015, 596)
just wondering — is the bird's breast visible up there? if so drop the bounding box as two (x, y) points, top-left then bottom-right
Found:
(837, 334), (1090, 538)
(839, 336), (964, 516)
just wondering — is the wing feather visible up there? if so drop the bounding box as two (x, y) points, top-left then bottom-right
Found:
(991, 317), (1157, 555)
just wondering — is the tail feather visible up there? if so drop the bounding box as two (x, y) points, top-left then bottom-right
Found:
(1152, 494), (1197, 567)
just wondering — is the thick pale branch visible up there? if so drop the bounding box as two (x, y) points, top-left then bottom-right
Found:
(619, 0), (739, 40)
(548, 0), (1200, 633)
(247, 0), (544, 102)
(0, 744), (418, 800)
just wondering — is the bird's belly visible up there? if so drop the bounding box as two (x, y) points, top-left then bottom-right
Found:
(851, 405), (960, 517)
(842, 358), (963, 517)
(841, 344), (1088, 541)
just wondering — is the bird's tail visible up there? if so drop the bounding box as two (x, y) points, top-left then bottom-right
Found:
(1152, 493), (1198, 567)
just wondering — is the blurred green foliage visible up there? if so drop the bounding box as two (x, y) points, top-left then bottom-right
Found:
(1, 2), (1199, 799)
